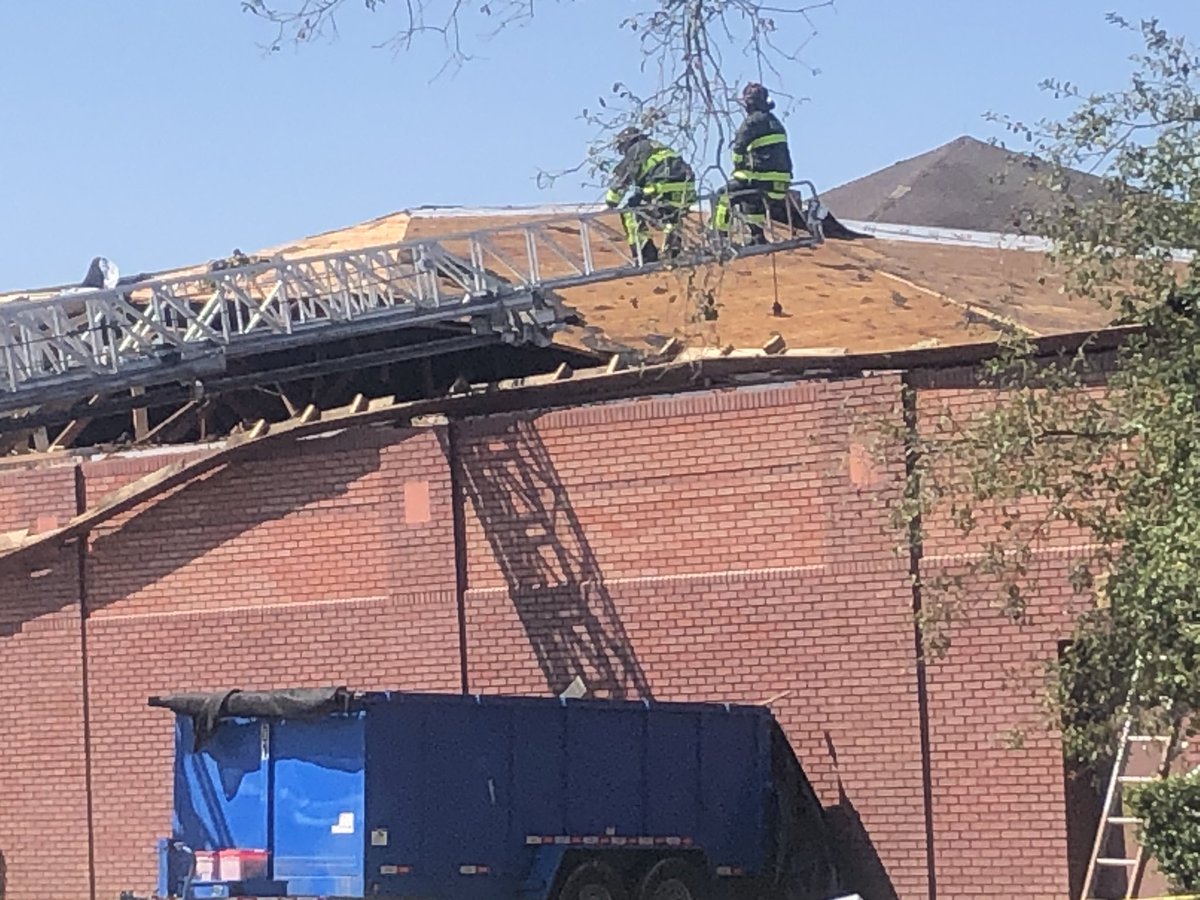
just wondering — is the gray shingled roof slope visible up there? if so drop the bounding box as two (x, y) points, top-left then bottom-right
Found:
(822, 135), (1105, 233)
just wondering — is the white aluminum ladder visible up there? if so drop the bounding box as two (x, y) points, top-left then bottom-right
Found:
(1080, 717), (1183, 899)
(0, 186), (826, 417)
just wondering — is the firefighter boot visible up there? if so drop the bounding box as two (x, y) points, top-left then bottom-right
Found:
(632, 240), (660, 265)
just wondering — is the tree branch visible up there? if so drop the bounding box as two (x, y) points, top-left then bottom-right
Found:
(241, 0), (835, 194)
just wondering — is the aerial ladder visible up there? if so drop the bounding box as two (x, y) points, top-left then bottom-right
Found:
(0, 185), (829, 423)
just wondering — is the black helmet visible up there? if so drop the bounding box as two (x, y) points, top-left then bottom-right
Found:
(614, 126), (645, 153)
(742, 82), (773, 112)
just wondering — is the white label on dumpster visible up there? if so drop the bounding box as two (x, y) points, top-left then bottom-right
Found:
(332, 812), (355, 834)
(371, 828), (389, 846)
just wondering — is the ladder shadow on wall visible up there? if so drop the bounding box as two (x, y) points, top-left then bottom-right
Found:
(822, 732), (900, 900)
(455, 416), (652, 700)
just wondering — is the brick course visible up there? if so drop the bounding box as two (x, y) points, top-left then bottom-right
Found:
(0, 548), (90, 900)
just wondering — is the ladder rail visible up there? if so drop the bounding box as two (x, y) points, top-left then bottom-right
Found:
(1124, 719), (1183, 900)
(1081, 653), (1147, 900)
(1082, 714), (1137, 899)
(1080, 714), (1185, 900)
(0, 184), (827, 413)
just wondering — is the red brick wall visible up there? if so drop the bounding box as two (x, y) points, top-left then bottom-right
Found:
(0, 374), (1100, 900)
(460, 378), (932, 898)
(0, 462), (78, 532)
(85, 595), (462, 893)
(76, 427), (464, 894)
(919, 553), (1084, 899)
(914, 382), (1098, 899)
(0, 463), (91, 900)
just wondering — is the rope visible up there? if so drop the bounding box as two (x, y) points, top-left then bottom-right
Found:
(770, 246), (782, 314)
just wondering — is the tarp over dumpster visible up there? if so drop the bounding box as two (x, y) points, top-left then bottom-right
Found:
(149, 687), (355, 749)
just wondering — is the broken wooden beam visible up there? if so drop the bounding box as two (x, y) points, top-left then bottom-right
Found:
(762, 334), (787, 355)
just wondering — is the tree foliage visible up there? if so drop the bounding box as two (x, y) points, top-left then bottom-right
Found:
(905, 17), (1200, 767)
(239, 0), (833, 186)
(1129, 772), (1200, 892)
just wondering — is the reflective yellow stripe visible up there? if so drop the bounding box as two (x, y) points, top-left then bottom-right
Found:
(731, 150), (746, 165)
(605, 189), (623, 205)
(746, 132), (787, 151)
(620, 210), (648, 246)
(733, 170), (792, 182)
(640, 148), (678, 177)
(713, 196), (732, 231)
(643, 181), (695, 196)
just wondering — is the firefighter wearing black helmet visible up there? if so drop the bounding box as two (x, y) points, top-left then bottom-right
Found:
(605, 126), (697, 264)
(714, 83), (794, 244)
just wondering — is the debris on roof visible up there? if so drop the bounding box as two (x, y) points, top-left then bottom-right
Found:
(207, 249), (276, 273)
(81, 256), (120, 290)
(0, 136), (1124, 458)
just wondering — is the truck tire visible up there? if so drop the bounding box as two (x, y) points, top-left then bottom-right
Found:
(558, 860), (630, 900)
(636, 857), (710, 900)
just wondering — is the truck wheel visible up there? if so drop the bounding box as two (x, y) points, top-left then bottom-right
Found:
(636, 858), (710, 900)
(558, 860), (629, 900)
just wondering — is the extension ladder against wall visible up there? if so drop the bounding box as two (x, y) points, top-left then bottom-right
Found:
(1080, 717), (1185, 899)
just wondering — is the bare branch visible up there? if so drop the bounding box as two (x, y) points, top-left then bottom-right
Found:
(242, 0), (834, 194)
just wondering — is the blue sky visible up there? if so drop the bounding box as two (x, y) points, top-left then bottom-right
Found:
(2, 1), (1198, 289)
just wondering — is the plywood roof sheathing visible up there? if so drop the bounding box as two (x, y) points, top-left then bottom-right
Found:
(656, 337), (683, 360)
(367, 396), (397, 412)
(785, 347), (848, 357)
(228, 419), (269, 445)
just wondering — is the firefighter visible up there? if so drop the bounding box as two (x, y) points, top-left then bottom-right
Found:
(605, 126), (697, 264)
(714, 83), (794, 245)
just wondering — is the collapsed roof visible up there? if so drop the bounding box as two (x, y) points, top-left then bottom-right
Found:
(0, 138), (1116, 457)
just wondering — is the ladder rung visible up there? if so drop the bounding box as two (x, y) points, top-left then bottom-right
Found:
(1118, 775), (1157, 783)
(1107, 816), (1143, 825)
(1096, 857), (1139, 867)
(1128, 735), (1174, 742)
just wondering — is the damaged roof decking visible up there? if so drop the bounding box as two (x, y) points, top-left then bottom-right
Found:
(400, 212), (1103, 352)
(872, 240), (1112, 335)
(402, 212), (1006, 354)
(0, 205), (1109, 357)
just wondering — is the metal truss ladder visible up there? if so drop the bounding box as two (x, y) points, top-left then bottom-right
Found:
(1080, 716), (1184, 899)
(0, 188), (825, 416)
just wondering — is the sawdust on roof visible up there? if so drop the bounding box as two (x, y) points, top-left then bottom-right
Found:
(865, 240), (1111, 335)
(257, 210), (411, 258)
(400, 211), (1101, 353)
